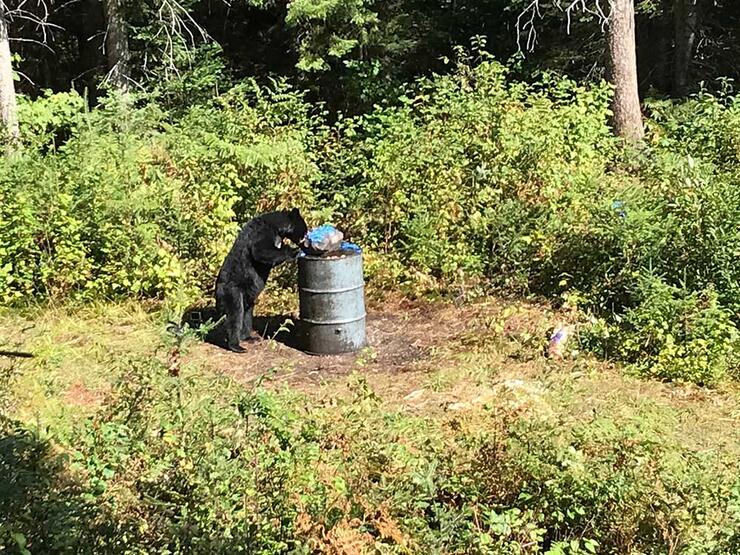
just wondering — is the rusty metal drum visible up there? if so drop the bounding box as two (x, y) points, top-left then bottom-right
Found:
(297, 250), (366, 355)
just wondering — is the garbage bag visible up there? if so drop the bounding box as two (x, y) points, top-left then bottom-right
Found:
(302, 225), (344, 254)
(340, 241), (362, 253)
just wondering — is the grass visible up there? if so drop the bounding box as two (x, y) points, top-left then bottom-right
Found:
(0, 301), (161, 420)
(1, 295), (739, 553)
(2, 296), (738, 456)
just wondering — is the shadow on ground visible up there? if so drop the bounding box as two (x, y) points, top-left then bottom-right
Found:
(181, 305), (304, 352)
(253, 314), (304, 350)
(0, 420), (111, 552)
(186, 300), (459, 389)
(0, 350), (33, 359)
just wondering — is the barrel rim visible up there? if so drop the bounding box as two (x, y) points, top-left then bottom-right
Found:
(298, 250), (362, 261)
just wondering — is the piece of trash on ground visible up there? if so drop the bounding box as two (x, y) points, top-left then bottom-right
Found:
(547, 324), (574, 359)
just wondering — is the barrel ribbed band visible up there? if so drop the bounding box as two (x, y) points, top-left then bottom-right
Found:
(300, 314), (366, 325)
(299, 284), (364, 294)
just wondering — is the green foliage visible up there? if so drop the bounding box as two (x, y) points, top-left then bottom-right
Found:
(323, 61), (614, 285)
(0, 83), (320, 303)
(147, 43), (234, 109)
(1, 356), (738, 553)
(610, 275), (739, 386)
(442, 415), (739, 554)
(17, 91), (87, 151)
(4, 61), (740, 385)
(286, 0), (378, 73)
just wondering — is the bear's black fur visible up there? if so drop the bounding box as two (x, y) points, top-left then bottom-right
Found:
(215, 208), (308, 353)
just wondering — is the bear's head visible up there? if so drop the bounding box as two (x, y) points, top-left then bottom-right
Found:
(285, 207), (308, 245)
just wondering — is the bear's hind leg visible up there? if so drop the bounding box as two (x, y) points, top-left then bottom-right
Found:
(218, 283), (246, 353)
(241, 304), (256, 341)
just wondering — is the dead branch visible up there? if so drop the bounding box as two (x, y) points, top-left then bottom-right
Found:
(154, 0), (211, 76)
(1, 0), (62, 44)
(517, 0), (613, 55)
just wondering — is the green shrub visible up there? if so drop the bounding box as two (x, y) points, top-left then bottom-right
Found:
(322, 62), (615, 286)
(611, 274), (739, 386)
(0, 84), (321, 303)
(3, 355), (738, 554)
(4, 63), (740, 385)
(320, 65), (740, 385)
(645, 91), (740, 172)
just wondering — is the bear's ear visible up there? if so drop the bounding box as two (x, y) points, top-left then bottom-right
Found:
(290, 207), (300, 217)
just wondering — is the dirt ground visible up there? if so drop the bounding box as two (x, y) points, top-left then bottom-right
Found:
(0, 296), (555, 416)
(190, 299), (469, 384)
(187, 297), (560, 411)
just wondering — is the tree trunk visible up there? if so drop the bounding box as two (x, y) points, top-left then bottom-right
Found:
(673, 0), (697, 96)
(0, 10), (19, 147)
(606, 0), (644, 141)
(101, 0), (130, 90)
(71, 0), (106, 101)
(658, 0), (674, 93)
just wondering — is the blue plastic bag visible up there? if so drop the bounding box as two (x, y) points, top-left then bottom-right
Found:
(299, 225), (362, 256)
(340, 241), (362, 253)
(302, 225), (344, 255)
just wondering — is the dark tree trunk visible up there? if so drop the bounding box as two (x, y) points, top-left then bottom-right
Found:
(0, 9), (19, 147)
(607, 0), (644, 141)
(73, 0), (106, 100)
(658, 0), (674, 92)
(673, 0), (697, 96)
(635, 0), (672, 95)
(101, 0), (130, 90)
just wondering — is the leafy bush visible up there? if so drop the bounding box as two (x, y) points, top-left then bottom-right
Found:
(0, 84), (321, 303)
(645, 91), (740, 173)
(605, 274), (740, 386)
(4, 62), (740, 384)
(1, 355), (738, 554)
(322, 62), (615, 286)
(447, 415), (740, 554)
(318, 62), (740, 385)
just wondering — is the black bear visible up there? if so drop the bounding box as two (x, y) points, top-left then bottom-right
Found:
(215, 208), (308, 353)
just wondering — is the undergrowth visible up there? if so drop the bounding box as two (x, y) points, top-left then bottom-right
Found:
(1, 350), (738, 554)
(2, 60), (740, 386)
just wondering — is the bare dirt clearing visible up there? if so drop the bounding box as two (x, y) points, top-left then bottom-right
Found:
(190, 299), (465, 383)
(2, 297), (738, 456)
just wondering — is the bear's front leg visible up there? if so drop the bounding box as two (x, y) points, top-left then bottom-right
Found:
(252, 238), (299, 268)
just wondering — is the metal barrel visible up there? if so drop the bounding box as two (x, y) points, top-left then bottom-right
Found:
(297, 250), (366, 355)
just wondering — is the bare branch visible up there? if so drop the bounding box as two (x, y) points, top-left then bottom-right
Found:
(516, 0), (542, 54)
(153, 0), (212, 76)
(14, 67), (35, 85)
(101, 63), (146, 93)
(562, 0), (611, 34)
(516, 0), (613, 55)
(1, 0), (62, 45)
(9, 35), (55, 51)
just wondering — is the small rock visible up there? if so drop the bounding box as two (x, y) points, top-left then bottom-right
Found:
(403, 389), (425, 401)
